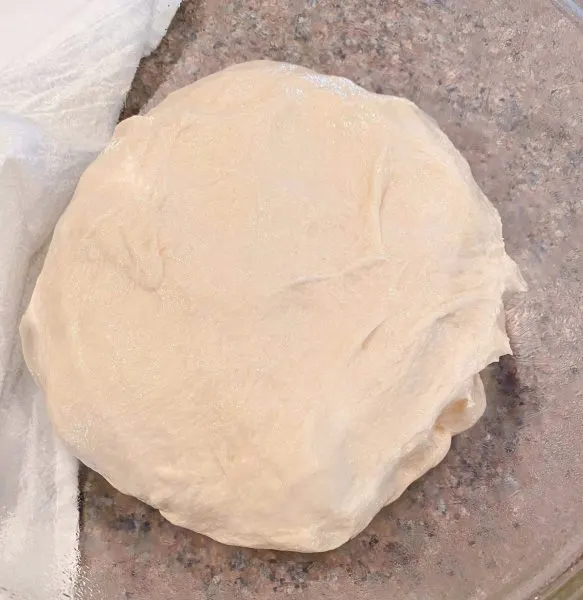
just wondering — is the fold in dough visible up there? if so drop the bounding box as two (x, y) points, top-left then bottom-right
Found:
(20, 61), (525, 552)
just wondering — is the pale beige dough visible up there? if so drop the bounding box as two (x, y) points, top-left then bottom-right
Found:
(20, 61), (525, 552)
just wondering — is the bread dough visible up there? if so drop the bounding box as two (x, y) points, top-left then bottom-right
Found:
(20, 61), (525, 552)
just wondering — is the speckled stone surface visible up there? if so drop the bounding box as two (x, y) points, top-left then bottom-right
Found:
(78, 1), (583, 599)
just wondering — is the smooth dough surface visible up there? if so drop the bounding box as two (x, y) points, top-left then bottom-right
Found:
(20, 61), (525, 552)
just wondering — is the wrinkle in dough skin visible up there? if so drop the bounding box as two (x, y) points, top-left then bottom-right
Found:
(20, 61), (525, 552)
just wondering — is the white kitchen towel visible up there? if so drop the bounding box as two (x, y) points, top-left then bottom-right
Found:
(0, 1), (181, 598)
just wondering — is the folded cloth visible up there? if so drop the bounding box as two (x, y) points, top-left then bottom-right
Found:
(0, 2), (180, 598)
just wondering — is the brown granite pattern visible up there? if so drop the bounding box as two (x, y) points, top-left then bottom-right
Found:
(78, 1), (583, 598)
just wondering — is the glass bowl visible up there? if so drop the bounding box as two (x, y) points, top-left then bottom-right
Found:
(78, 2), (583, 599)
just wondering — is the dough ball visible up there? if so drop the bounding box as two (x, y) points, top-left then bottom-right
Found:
(20, 61), (525, 552)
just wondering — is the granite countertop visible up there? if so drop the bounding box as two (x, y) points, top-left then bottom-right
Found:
(78, 1), (583, 598)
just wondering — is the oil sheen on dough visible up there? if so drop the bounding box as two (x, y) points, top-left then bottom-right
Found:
(20, 61), (525, 552)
